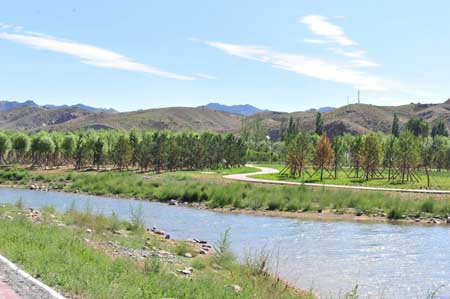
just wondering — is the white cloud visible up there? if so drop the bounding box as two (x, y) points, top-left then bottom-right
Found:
(195, 73), (217, 80)
(205, 40), (385, 91)
(0, 30), (193, 80)
(300, 15), (357, 46)
(303, 38), (330, 45)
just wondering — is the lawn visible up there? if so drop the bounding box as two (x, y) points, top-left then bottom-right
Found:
(0, 204), (310, 299)
(253, 164), (450, 190)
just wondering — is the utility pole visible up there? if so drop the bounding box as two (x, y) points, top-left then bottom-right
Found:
(357, 90), (360, 104)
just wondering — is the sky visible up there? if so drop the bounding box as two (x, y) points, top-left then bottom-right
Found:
(0, 0), (449, 112)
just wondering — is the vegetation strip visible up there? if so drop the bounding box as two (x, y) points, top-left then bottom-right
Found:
(233, 165), (450, 194)
(0, 204), (311, 299)
(0, 254), (66, 299)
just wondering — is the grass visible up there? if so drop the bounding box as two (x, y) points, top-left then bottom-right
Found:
(2, 167), (450, 221)
(252, 164), (450, 190)
(0, 204), (310, 299)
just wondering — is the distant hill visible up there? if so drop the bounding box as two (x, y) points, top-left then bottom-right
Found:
(49, 106), (243, 132)
(204, 103), (264, 116)
(0, 100), (116, 113)
(249, 101), (450, 140)
(305, 106), (335, 113)
(2, 99), (450, 139)
(0, 100), (39, 111)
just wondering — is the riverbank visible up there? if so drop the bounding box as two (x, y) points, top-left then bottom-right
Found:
(1, 167), (450, 225)
(0, 203), (311, 299)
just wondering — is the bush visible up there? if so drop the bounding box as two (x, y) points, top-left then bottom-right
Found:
(191, 258), (207, 270)
(421, 200), (434, 214)
(267, 198), (281, 210)
(387, 208), (403, 220)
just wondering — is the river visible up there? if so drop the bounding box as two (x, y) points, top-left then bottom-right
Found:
(0, 188), (449, 299)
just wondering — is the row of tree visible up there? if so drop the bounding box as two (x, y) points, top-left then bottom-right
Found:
(286, 128), (450, 187)
(0, 130), (246, 172)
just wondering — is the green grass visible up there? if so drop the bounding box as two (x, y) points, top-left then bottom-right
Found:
(2, 166), (450, 220)
(0, 205), (309, 299)
(252, 168), (450, 190)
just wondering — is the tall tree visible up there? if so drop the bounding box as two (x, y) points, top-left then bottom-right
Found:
(93, 138), (104, 170)
(315, 112), (324, 136)
(361, 133), (382, 180)
(0, 133), (10, 164)
(331, 135), (346, 179)
(349, 135), (363, 178)
(394, 131), (420, 183)
(421, 138), (434, 188)
(286, 131), (312, 177)
(313, 132), (334, 181)
(383, 136), (396, 180)
(406, 117), (429, 137)
(11, 133), (29, 164)
(391, 113), (400, 137)
(431, 121), (449, 138)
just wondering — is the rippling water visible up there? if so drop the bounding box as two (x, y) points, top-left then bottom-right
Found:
(0, 188), (449, 299)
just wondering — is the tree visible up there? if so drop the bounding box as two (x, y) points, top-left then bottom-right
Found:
(394, 131), (420, 183)
(286, 131), (312, 177)
(11, 133), (29, 163)
(30, 134), (55, 167)
(331, 135), (346, 179)
(432, 136), (447, 171)
(129, 130), (140, 168)
(0, 133), (10, 164)
(431, 121), (449, 138)
(349, 135), (363, 178)
(93, 138), (104, 170)
(315, 112), (324, 136)
(383, 136), (396, 180)
(282, 116), (298, 143)
(421, 138), (434, 188)
(360, 133), (382, 180)
(112, 134), (131, 170)
(406, 117), (429, 137)
(313, 133), (334, 181)
(61, 134), (75, 165)
(391, 113), (400, 137)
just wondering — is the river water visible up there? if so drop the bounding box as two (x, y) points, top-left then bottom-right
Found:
(0, 188), (449, 299)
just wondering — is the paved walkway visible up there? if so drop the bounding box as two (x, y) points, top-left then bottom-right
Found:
(0, 255), (65, 299)
(224, 165), (450, 194)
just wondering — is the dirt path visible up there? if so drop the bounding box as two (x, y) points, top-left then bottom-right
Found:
(224, 165), (450, 194)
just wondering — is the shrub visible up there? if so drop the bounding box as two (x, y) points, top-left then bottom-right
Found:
(387, 207), (403, 220)
(267, 198), (281, 210)
(191, 258), (207, 270)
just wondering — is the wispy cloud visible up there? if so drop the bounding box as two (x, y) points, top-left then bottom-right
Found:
(195, 73), (217, 80)
(0, 27), (193, 80)
(300, 15), (357, 46)
(205, 40), (385, 91)
(300, 16), (380, 69)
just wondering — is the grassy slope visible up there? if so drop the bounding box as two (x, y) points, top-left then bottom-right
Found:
(0, 204), (309, 299)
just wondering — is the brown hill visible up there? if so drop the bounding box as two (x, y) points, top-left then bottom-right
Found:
(2, 101), (450, 139)
(252, 102), (450, 139)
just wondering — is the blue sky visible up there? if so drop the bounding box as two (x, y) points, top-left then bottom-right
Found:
(0, 0), (449, 112)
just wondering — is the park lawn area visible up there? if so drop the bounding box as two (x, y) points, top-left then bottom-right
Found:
(252, 166), (450, 190)
(0, 204), (309, 299)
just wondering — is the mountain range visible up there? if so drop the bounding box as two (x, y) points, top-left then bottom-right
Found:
(0, 99), (449, 140)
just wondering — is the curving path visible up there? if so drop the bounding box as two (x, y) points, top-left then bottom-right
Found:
(224, 165), (450, 194)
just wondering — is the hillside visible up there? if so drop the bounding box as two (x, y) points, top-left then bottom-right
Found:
(50, 106), (243, 132)
(252, 102), (450, 139)
(1, 100), (450, 138)
(204, 103), (264, 116)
